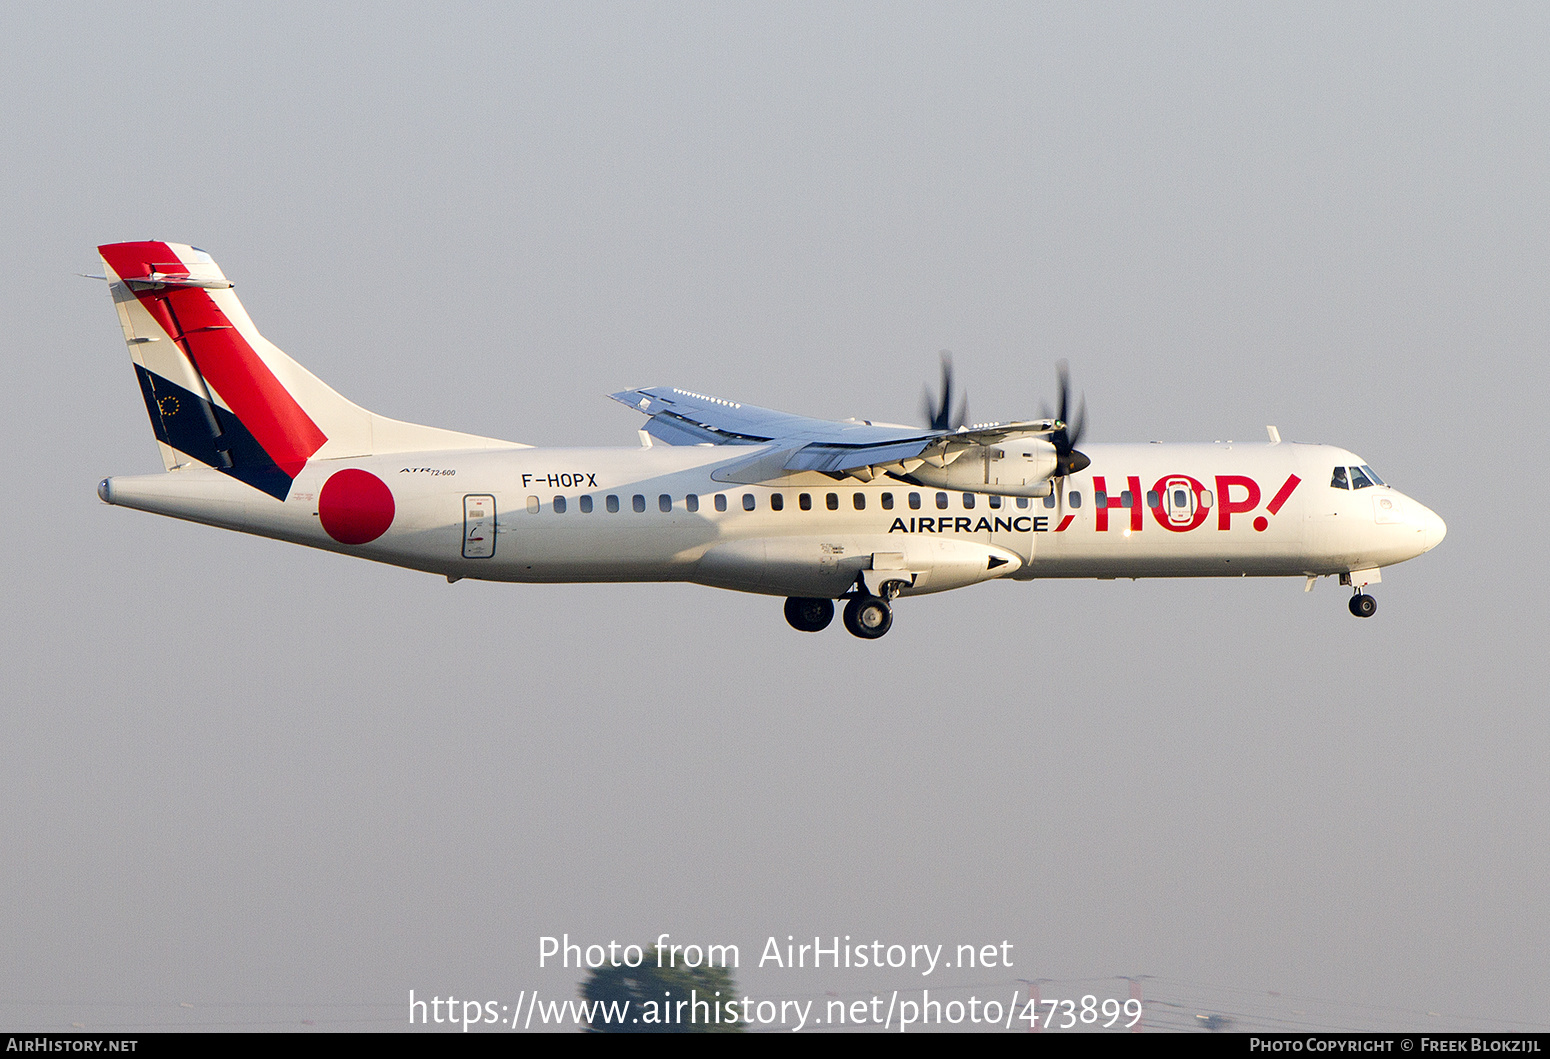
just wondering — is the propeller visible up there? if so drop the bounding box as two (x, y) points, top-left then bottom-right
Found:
(916, 355), (1089, 508)
(1044, 360), (1090, 477)
(1041, 360), (1090, 514)
(921, 351), (969, 431)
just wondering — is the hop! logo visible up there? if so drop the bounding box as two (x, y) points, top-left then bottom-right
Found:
(1087, 474), (1302, 533)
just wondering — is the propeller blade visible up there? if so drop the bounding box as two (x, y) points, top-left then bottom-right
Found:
(922, 351), (968, 431)
(1056, 359), (1071, 430)
(1046, 360), (1089, 477)
(1068, 394), (1086, 450)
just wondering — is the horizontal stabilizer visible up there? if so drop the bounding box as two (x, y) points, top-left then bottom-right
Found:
(123, 273), (233, 290)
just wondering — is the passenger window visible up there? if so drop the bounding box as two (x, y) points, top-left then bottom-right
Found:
(553, 496), (567, 513)
(1121, 490), (1133, 508)
(988, 495), (1001, 509)
(1331, 466), (1349, 489)
(881, 493), (894, 510)
(659, 494), (672, 512)
(743, 494), (756, 511)
(1361, 465), (1385, 486)
(799, 493), (812, 511)
(826, 493), (839, 511)
(526, 495), (540, 513)
(632, 494), (646, 513)
(909, 492), (921, 510)
(579, 495), (593, 513)
(1094, 491), (1107, 507)
(1350, 467), (1374, 489)
(770, 493), (784, 511)
(1070, 491), (1082, 508)
(962, 493), (975, 509)
(1042, 494), (1056, 509)
(1173, 489), (1187, 508)
(685, 494), (699, 512)
(1018, 497), (1031, 509)
(606, 494), (620, 513)
(853, 493), (865, 511)
(1146, 490), (1159, 508)
(714, 494), (727, 512)
(1199, 490), (1212, 508)
(936, 492), (949, 510)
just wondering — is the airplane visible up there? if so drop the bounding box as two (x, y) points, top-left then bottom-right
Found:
(92, 241), (1446, 639)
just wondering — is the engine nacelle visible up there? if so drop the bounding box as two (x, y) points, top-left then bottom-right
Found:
(906, 435), (1057, 497)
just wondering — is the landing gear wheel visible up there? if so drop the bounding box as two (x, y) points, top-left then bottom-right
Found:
(1349, 593), (1377, 618)
(842, 596), (893, 639)
(784, 597), (835, 632)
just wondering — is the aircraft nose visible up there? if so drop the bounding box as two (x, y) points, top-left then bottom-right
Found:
(1418, 503), (1446, 552)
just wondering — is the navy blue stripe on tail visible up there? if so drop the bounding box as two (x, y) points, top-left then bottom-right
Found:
(134, 364), (296, 501)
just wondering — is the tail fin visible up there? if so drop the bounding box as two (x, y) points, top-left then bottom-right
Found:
(99, 241), (521, 500)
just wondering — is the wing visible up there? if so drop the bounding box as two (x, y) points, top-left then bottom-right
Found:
(609, 386), (1055, 482)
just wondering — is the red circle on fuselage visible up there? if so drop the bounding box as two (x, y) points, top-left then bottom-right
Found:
(318, 469), (395, 545)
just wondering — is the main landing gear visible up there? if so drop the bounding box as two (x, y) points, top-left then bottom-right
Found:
(784, 597), (835, 632)
(842, 596), (893, 639)
(783, 593), (896, 639)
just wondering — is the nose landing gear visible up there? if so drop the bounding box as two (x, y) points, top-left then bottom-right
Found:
(1339, 570), (1380, 618)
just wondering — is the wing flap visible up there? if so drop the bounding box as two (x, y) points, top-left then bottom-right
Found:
(640, 415), (726, 445)
(783, 439), (936, 474)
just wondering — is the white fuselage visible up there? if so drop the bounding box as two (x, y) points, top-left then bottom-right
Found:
(101, 439), (1446, 599)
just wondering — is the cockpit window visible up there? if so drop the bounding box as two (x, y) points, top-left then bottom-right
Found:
(1360, 465), (1385, 486)
(1350, 466), (1374, 489)
(1331, 466), (1349, 489)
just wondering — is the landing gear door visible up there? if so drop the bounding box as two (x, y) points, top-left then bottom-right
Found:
(463, 494), (496, 558)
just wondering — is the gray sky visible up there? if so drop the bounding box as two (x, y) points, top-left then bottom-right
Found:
(2, 2), (1546, 1033)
